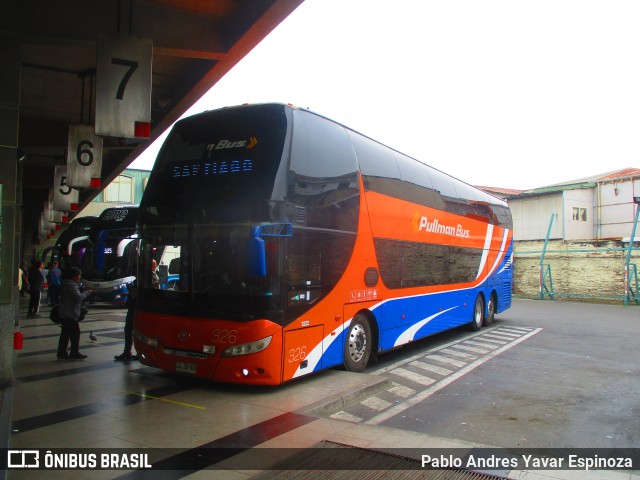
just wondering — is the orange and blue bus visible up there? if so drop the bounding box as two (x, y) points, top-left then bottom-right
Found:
(134, 103), (513, 385)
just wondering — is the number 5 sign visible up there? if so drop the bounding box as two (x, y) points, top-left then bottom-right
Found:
(52, 165), (79, 211)
(96, 33), (152, 139)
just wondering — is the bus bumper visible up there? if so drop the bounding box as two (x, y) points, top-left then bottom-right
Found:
(133, 316), (284, 385)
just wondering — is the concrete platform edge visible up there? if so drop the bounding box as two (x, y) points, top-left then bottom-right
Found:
(301, 375), (393, 417)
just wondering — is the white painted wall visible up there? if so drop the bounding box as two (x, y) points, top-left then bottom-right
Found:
(597, 179), (640, 239)
(510, 193), (563, 241)
(563, 188), (594, 240)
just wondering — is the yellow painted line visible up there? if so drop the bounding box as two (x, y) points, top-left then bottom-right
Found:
(89, 384), (205, 410)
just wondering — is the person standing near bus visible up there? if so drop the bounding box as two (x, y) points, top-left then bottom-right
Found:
(47, 260), (62, 305)
(151, 259), (160, 289)
(20, 259), (29, 298)
(27, 260), (45, 317)
(114, 280), (139, 361)
(57, 267), (92, 360)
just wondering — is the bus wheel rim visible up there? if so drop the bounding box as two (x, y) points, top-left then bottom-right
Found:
(474, 298), (483, 327)
(349, 324), (367, 362)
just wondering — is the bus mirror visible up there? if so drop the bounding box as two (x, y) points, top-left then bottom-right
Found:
(247, 237), (267, 277)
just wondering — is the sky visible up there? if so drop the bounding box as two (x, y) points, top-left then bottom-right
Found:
(130, 0), (640, 190)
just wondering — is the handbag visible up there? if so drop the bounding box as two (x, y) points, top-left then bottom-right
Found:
(49, 306), (62, 325)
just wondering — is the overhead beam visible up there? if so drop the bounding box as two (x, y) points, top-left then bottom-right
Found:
(104, 0), (305, 194)
(154, 47), (225, 60)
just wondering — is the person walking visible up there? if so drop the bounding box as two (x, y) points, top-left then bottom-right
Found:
(27, 260), (45, 317)
(57, 267), (92, 360)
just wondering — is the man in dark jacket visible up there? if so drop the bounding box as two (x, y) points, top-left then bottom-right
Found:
(57, 267), (92, 360)
(27, 260), (45, 317)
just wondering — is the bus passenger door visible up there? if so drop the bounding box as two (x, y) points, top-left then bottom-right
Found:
(321, 310), (346, 370)
(283, 325), (323, 380)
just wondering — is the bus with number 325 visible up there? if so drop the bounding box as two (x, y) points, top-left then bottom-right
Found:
(134, 103), (513, 385)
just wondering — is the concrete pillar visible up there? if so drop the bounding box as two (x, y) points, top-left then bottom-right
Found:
(0, 34), (22, 387)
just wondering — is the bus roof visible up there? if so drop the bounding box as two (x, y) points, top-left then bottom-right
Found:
(188, 102), (507, 208)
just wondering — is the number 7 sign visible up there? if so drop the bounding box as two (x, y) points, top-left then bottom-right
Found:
(95, 33), (152, 139)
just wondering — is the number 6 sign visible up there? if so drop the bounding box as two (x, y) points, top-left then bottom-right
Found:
(95, 33), (152, 139)
(66, 124), (103, 189)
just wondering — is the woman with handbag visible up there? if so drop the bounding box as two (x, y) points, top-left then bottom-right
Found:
(56, 267), (92, 360)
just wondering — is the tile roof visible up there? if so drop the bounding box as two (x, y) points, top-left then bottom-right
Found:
(477, 168), (640, 199)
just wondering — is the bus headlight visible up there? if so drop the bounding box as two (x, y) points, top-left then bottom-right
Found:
(221, 336), (272, 357)
(134, 330), (159, 347)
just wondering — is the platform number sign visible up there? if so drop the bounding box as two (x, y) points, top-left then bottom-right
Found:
(53, 165), (79, 211)
(96, 33), (152, 139)
(67, 125), (103, 189)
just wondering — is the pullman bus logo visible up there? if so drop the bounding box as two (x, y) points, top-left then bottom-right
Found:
(412, 212), (470, 238)
(207, 136), (258, 151)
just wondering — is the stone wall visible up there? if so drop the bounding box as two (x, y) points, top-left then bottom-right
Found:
(513, 239), (633, 302)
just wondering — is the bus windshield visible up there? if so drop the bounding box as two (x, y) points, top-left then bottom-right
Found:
(139, 223), (284, 323)
(101, 237), (136, 281)
(82, 207), (139, 283)
(138, 104), (290, 322)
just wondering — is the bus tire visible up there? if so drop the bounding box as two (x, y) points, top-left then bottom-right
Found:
(344, 315), (372, 372)
(468, 294), (484, 331)
(485, 292), (497, 326)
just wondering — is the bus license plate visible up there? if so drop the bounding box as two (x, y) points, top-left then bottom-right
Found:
(176, 361), (196, 374)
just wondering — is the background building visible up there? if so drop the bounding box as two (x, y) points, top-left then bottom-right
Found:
(74, 169), (151, 219)
(481, 168), (640, 303)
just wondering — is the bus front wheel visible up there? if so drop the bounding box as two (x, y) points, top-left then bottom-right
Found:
(344, 315), (372, 372)
(468, 295), (484, 332)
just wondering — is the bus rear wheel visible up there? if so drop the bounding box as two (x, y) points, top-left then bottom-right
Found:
(485, 292), (497, 326)
(344, 315), (372, 372)
(468, 295), (484, 331)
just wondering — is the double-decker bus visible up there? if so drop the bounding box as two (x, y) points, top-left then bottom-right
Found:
(134, 103), (513, 385)
(50, 216), (99, 270)
(81, 206), (138, 306)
